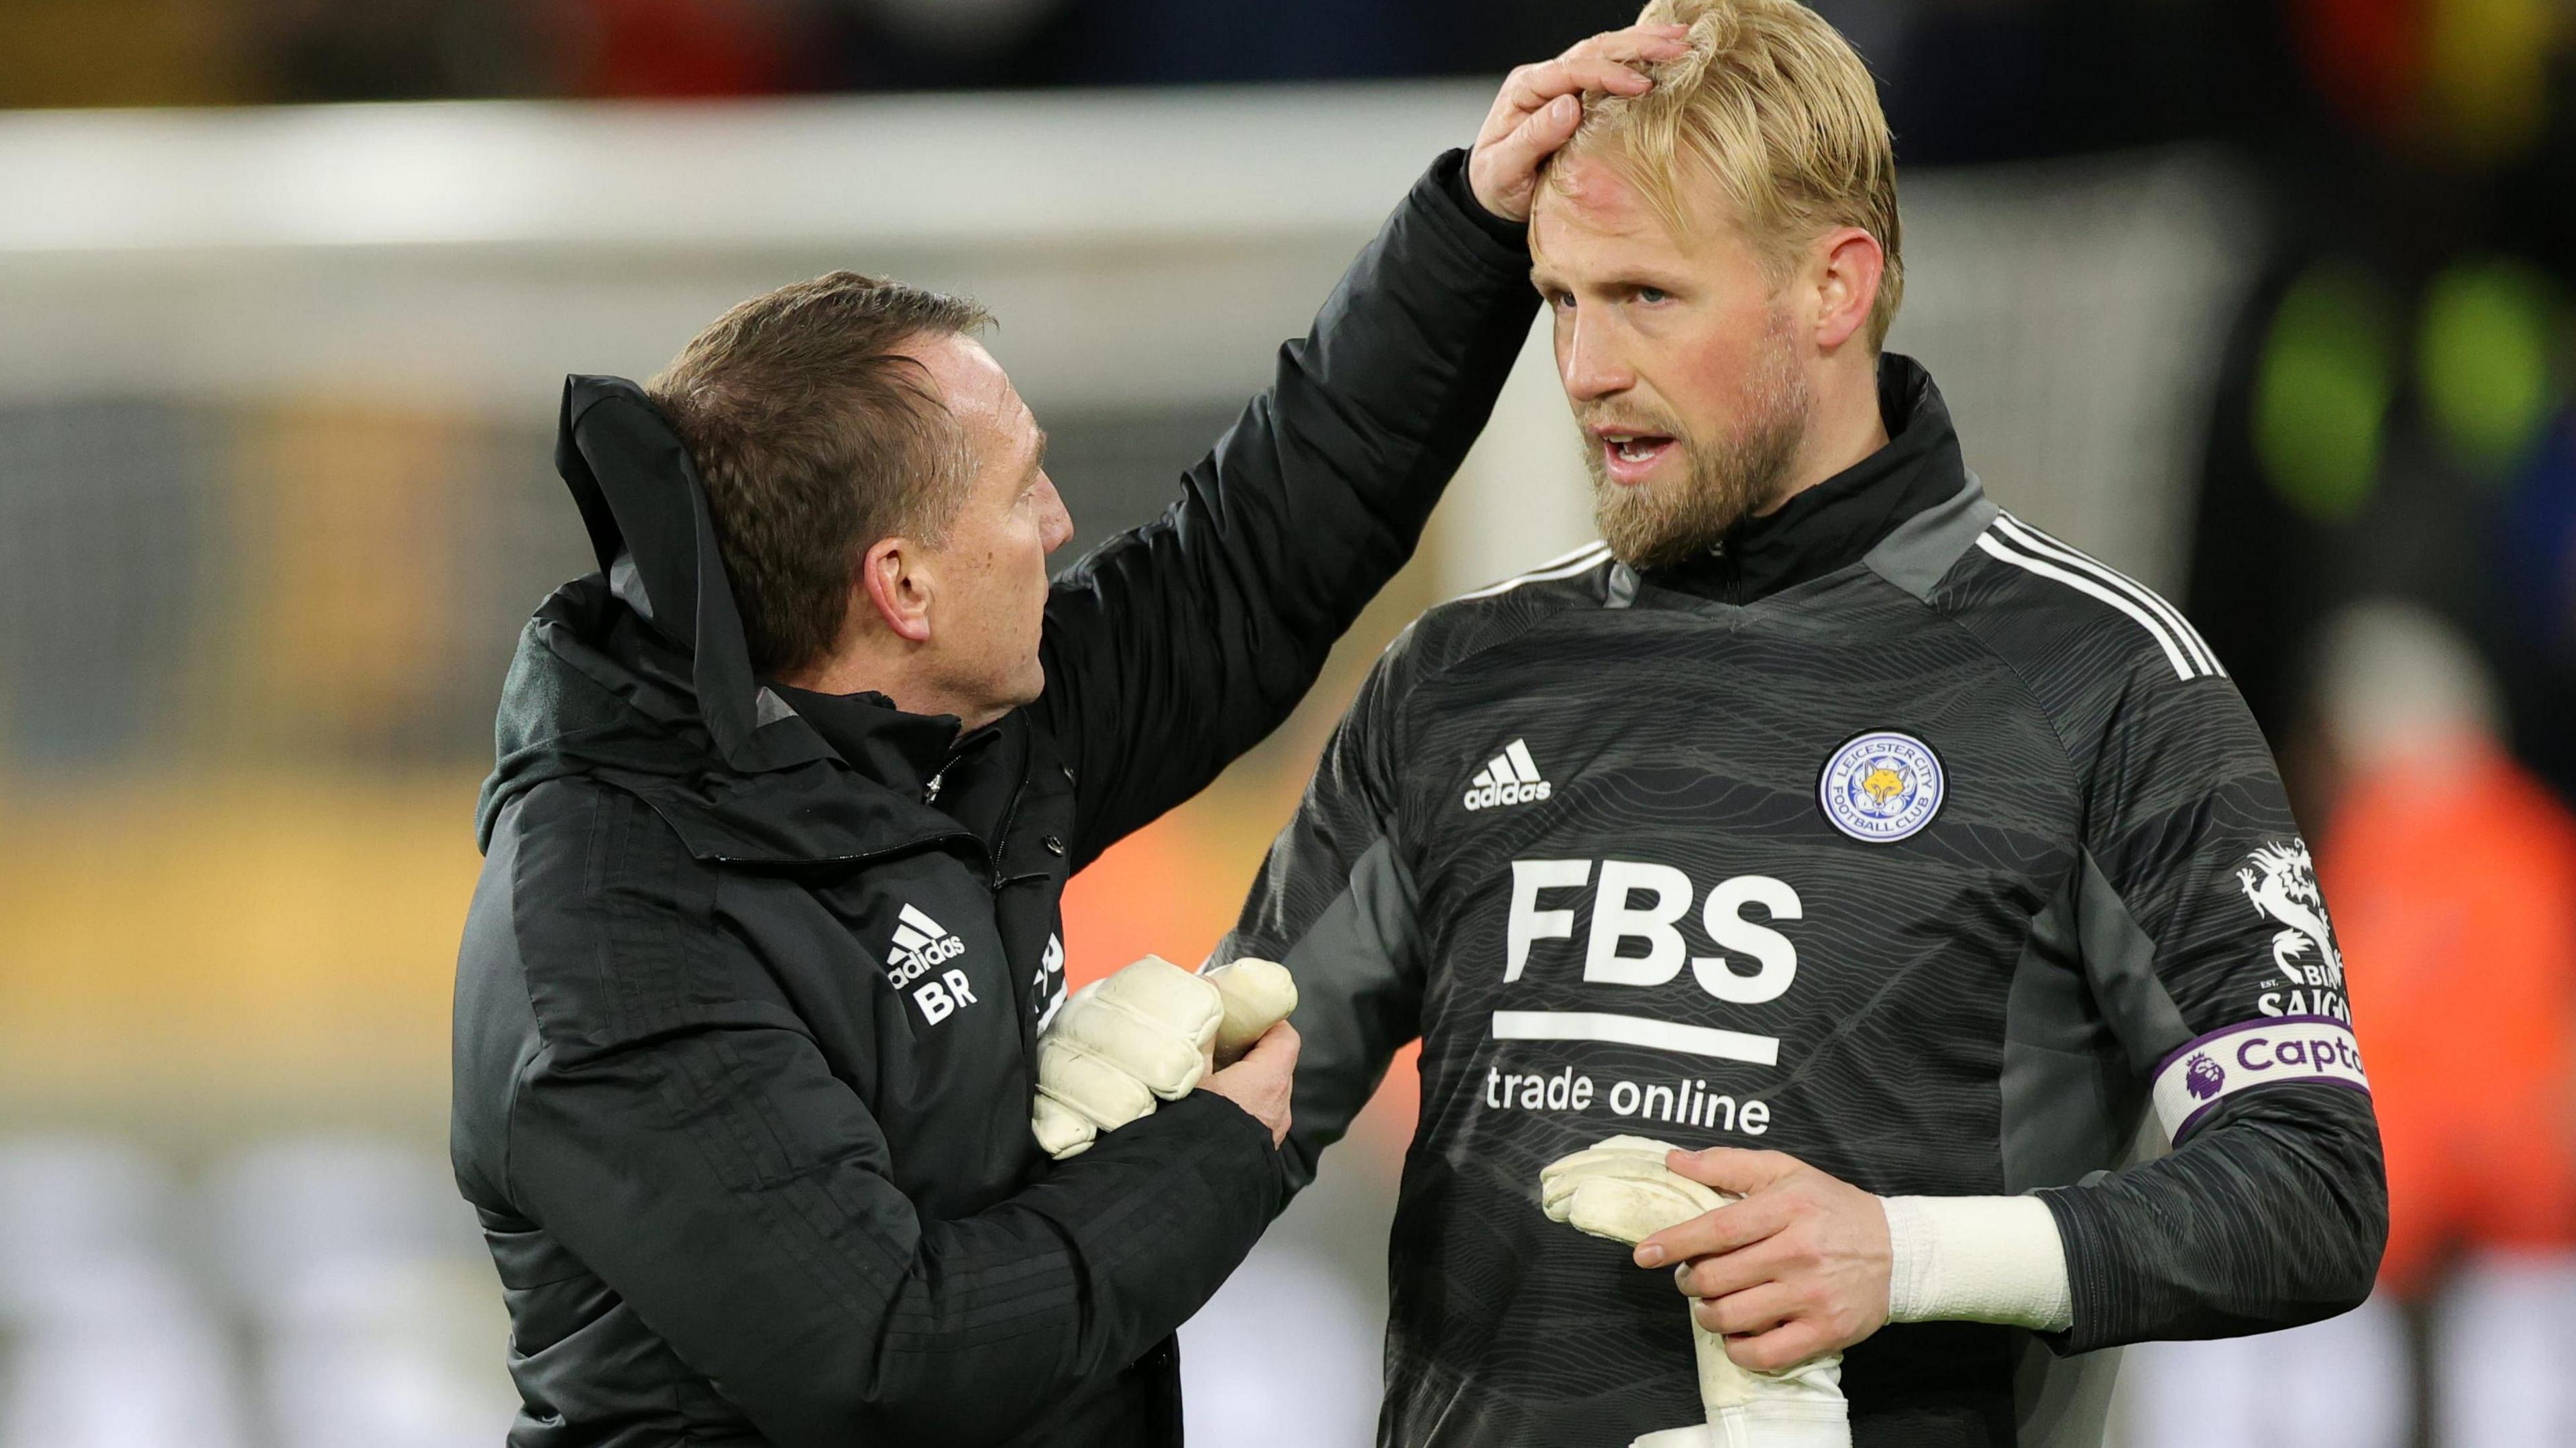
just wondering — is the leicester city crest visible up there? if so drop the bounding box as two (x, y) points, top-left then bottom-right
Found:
(1818, 730), (1945, 844)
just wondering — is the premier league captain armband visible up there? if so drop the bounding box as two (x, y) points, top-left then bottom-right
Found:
(2149, 1017), (2369, 1142)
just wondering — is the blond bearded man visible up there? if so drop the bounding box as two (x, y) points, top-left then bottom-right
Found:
(1217, 2), (2387, 1444)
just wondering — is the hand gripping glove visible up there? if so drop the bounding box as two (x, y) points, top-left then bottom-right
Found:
(1540, 1137), (1851, 1448)
(1206, 956), (1297, 1062)
(1029, 956), (1297, 1159)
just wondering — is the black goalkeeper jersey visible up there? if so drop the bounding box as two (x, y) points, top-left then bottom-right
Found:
(1220, 357), (2385, 1448)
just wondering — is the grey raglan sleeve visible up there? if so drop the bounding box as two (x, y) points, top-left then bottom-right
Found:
(2036, 672), (2387, 1353)
(1212, 634), (1428, 1194)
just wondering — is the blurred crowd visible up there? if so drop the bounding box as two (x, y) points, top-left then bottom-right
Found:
(2168, 4), (2576, 1438)
(0, 1135), (511, 1446)
(0, 0), (2559, 176)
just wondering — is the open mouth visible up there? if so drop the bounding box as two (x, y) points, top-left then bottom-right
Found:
(1597, 431), (1678, 484)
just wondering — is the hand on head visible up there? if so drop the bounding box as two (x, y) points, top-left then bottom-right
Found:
(1467, 23), (1694, 223)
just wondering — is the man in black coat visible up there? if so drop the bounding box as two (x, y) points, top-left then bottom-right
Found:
(448, 25), (1692, 1448)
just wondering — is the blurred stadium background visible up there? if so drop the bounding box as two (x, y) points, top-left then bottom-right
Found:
(1, 1), (2571, 1445)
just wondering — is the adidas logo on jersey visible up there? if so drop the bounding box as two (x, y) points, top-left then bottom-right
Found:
(888, 902), (965, 985)
(1464, 740), (1552, 812)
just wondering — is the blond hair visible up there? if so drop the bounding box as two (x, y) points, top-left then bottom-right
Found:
(1555, 0), (1902, 349)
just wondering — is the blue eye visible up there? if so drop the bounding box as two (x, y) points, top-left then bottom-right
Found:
(1637, 286), (1669, 304)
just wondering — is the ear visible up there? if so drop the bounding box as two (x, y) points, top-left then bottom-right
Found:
(1808, 227), (1885, 353)
(859, 536), (934, 645)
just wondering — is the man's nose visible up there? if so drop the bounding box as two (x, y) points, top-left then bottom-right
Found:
(1039, 476), (1073, 554)
(1559, 319), (1631, 403)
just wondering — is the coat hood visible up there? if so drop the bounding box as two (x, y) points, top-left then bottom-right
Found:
(475, 376), (966, 865)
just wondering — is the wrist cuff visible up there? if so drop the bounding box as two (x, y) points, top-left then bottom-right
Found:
(1881, 1194), (2074, 1332)
(1434, 146), (1531, 247)
(1631, 1400), (1851, 1448)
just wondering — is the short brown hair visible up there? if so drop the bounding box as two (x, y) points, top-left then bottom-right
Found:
(647, 272), (992, 677)
(1555, 0), (1903, 349)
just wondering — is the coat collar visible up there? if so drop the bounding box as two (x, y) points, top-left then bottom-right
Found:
(555, 374), (824, 775)
(1640, 353), (1968, 607)
(768, 684), (972, 797)
(478, 376), (995, 867)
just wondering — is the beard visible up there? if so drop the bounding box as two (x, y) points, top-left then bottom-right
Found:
(1582, 311), (1813, 571)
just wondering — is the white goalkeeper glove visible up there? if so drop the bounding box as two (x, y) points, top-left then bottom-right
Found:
(1540, 1137), (1851, 1448)
(1029, 955), (1297, 1160)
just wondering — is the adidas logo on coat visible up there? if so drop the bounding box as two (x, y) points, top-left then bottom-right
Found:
(889, 903), (965, 977)
(885, 902), (980, 1025)
(1464, 739), (1552, 812)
